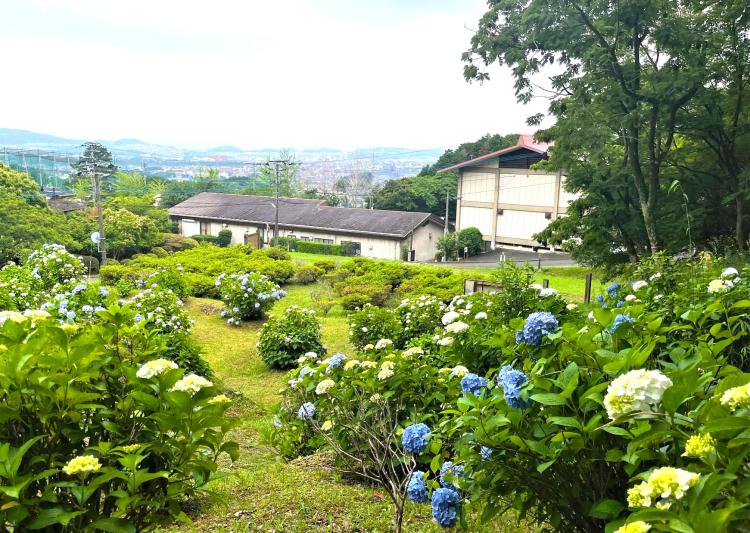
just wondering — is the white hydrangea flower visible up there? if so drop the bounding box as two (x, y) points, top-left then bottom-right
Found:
(441, 311), (460, 325)
(377, 360), (395, 380)
(625, 294), (637, 302)
(450, 365), (469, 378)
(437, 336), (454, 347)
(721, 267), (739, 279)
(136, 358), (178, 379)
(565, 303), (578, 311)
(403, 346), (424, 356)
(315, 379), (335, 395)
(604, 369), (673, 420)
(474, 311), (488, 320)
(632, 280), (648, 291)
(375, 338), (393, 350)
(588, 311), (596, 321)
(654, 294), (664, 300)
(708, 279), (729, 293)
(539, 287), (557, 297)
(170, 374), (213, 395)
(446, 321), (469, 334)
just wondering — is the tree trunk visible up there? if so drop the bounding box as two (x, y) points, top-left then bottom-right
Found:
(394, 501), (403, 533)
(737, 195), (745, 250)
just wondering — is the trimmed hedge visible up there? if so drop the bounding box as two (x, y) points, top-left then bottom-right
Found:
(271, 237), (358, 256)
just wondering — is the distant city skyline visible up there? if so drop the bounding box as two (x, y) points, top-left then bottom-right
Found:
(3, 0), (552, 150)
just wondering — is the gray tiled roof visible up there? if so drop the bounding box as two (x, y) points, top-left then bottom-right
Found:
(168, 192), (443, 239)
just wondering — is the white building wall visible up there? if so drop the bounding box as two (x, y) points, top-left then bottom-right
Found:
(460, 170), (496, 203)
(404, 222), (441, 262)
(459, 206), (494, 236)
(498, 173), (558, 207)
(496, 210), (550, 240)
(175, 218), (405, 260)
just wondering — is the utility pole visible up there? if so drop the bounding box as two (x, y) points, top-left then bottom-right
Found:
(91, 166), (107, 263)
(265, 159), (299, 243)
(444, 189), (450, 236)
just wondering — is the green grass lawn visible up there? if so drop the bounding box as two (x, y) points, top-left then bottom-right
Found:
(168, 289), (528, 532)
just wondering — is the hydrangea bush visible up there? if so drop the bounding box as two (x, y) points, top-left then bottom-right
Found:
(25, 243), (85, 290)
(131, 286), (193, 336)
(258, 306), (325, 369)
(0, 306), (237, 530)
(216, 271), (286, 322)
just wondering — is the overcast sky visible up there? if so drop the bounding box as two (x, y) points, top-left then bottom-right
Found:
(2, 0), (551, 151)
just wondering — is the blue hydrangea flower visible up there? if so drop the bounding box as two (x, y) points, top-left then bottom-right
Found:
(327, 353), (346, 370)
(497, 365), (531, 409)
(610, 314), (635, 333)
(439, 461), (464, 491)
(616, 300), (624, 308)
(81, 305), (94, 313)
(431, 488), (460, 529)
(99, 287), (109, 297)
(406, 471), (429, 503)
(298, 402), (315, 420)
(66, 310), (76, 320)
(606, 283), (620, 295)
(516, 311), (559, 346)
(480, 446), (493, 461)
(596, 294), (604, 303)
(460, 373), (488, 397)
(402, 423), (431, 454)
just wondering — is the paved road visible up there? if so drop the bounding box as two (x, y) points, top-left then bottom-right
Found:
(422, 247), (576, 268)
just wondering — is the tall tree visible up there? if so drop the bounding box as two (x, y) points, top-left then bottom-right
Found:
(72, 142), (117, 261)
(464, 0), (712, 252)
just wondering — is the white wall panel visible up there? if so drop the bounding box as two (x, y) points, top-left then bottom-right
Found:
(459, 206), (494, 235)
(461, 170), (496, 203)
(497, 210), (550, 240)
(498, 173), (557, 207)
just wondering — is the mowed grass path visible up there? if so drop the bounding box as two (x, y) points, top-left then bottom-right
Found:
(169, 287), (461, 532)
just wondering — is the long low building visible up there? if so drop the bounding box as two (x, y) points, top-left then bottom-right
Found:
(439, 135), (577, 249)
(168, 192), (447, 261)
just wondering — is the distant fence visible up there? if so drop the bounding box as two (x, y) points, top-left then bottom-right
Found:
(464, 272), (594, 303)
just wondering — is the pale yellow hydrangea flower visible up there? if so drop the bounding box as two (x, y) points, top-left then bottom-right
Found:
(360, 360), (377, 369)
(321, 420), (334, 431)
(682, 433), (716, 459)
(708, 279), (728, 294)
(63, 455), (102, 476)
(120, 444), (142, 454)
(315, 379), (335, 395)
(450, 365), (469, 378)
(614, 521), (651, 533)
(344, 359), (360, 371)
(720, 383), (750, 411)
(208, 394), (232, 405)
(627, 467), (699, 509)
(377, 360), (395, 380)
(170, 373), (213, 395)
(403, 347), (424, 357)
(136, 358), (178, 379)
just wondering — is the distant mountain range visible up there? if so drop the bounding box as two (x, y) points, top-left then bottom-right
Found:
(0, 128), (443, 165)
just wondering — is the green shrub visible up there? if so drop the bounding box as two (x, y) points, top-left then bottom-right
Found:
(150, 246), (169, 257)
(313, 259), (337, 273)
(339, 282), (391, 310)
(144, 267), (192, 299)
(0, 306), (237, 530)
(216, 272), (286, 322)
(457, 227), (484, 256)
(163, 335), (213, 378)
(294, 265), (324, 284)
(182, 272), (220, 298)
(114, 278), (137, 296)
(348, 304), (402, 349)
(258, 306), (324, 369)
(161, 233), (198, 252)
(101, 258), (120, 266)
(79, 255), (100, 274)
(25, 243), (85, 289)
(192, 234), (218, 244)
(257, 246), (291, 261)
(131, 286), (193, 336)
(272, 237), (342, 255)
(216, 229), (232, 247)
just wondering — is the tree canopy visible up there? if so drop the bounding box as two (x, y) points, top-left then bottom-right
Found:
(464, 0), (750, 264)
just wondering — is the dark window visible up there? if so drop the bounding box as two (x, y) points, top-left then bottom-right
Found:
(341, 241), (361, 256)
(544, 212), (552, 220)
